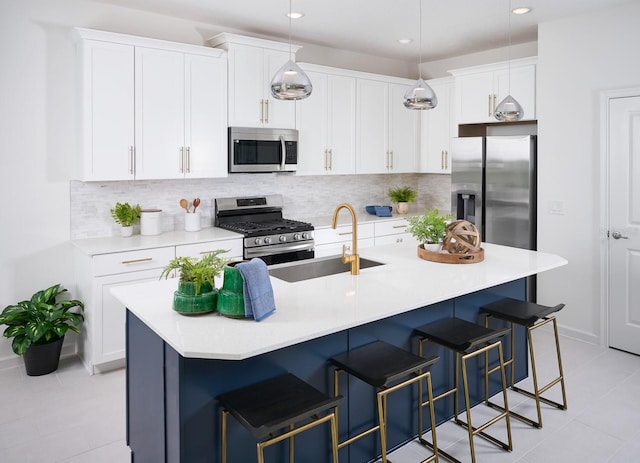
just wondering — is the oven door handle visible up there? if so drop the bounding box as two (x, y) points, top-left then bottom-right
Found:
(280, 135), (286, 171)
(246, 242), (314, 258)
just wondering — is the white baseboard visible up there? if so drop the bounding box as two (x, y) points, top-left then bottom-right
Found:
(0, 344), (78, 372)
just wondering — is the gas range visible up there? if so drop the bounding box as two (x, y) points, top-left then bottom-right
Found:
(214, 195), (314, 264)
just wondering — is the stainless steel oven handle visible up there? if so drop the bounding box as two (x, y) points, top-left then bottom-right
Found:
(280, 135), (286, 171)
(245, 242), (314, 258)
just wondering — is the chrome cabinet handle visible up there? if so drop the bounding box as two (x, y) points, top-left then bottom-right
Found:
(392, 225), (407, 229)
(493, 94), (497, 113)
(264, 99), (269, 124)
(337, 231), (353, 236)
(121, 257), (153, 264)
(129, 146), (135, 175)
(611, 231), (629, 239)
(441, 150), (445, 170)
(488, 94), (492, 116)
(390, 150), (394, 169)
(444, 150), (448, 170)
(324, 149), (328, 170)
(179, 147), (184, 173)
(186, 147), (191, 173)
(260, 100), (264, 123)
(328, 149), (332, 170)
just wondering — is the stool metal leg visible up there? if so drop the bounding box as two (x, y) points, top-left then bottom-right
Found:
(221, 409), (229, 463)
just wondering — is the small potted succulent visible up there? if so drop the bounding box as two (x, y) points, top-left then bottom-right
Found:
(387, 186), (417, 214)
(159, 250), (229, 315)
(0, 284), (84, 376)
(406, 209), (453, 251)
(110, 202), (141, 237)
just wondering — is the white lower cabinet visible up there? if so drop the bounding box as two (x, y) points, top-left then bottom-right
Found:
(314, 223), (375, 258)
(175, 239), (243, 261)
(374, 219), (418, 247)
(76, 246), (174, 374)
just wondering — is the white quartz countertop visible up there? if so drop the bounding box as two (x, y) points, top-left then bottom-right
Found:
(111, 242), (567, 361)
(72, 227), (243, 256)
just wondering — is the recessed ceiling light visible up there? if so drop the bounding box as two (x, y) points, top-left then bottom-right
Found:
(397, 38), (413, 44)
(512, 7), (531, 15)
(287, 12), (304, 19)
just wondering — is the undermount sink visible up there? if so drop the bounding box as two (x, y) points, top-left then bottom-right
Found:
(269, 256), (385, 282)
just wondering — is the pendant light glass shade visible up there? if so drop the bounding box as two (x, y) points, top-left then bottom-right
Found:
(494, 94), (524, 122)
(494, 0), (523, 121)
(403, 78), (438, 109)
(271, 59), (312, 100)
(270, 0), (312, 100)
(404, 0), (437, 110)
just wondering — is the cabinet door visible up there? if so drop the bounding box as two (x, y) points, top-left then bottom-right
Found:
(81, 40), (134, 181)
(227, 45), (264, 127)
(420, 81), (454, 173)
(263, 48), (297, 129)
(388, 83), (418, 173)
(135, 47), (185, 179)
(327, 74), (356, 174)
(184, 54), (228, 178)
(93, 268), (163, 365)
(356, 79), (389, 174)
(456, 71), (495, 124)
(296, 71), (328, 175)
(495, 65), (536, 121)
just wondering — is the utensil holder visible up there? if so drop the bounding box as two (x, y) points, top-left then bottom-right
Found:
(185, 210), (201, 232)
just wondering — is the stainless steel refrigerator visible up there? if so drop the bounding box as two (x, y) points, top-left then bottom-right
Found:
(451, 135), (537, 298)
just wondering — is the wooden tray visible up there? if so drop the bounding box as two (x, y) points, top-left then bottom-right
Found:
(417, 244), (484, 264)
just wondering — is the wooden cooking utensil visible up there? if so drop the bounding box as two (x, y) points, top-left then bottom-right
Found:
(180, 198), (189, 212)
(193, 198), (201, 213)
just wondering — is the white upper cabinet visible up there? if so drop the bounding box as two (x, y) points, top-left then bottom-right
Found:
(296, 65), (356, 175)
(209, 34), (297, 129)
(77, 39), (135, 181)
(74, 28), (228, 182)
(420, 78), (456, 174)
(450, 57), (537, 124)
(356, 78), (419, 174)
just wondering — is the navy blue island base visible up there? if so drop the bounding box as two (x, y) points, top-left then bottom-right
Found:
(126, 279), (526, 463)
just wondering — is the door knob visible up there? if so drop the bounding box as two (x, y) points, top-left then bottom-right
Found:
(611, 231), (629, 239)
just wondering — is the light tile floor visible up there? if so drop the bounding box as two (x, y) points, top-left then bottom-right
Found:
(1, 329), (639, 462)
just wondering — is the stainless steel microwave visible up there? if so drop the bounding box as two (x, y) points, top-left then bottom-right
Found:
(228, 127), (298, 173)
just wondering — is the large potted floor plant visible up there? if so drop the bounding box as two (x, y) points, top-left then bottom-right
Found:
(160, 250), (229, 315)
(0, 284), (84, 376)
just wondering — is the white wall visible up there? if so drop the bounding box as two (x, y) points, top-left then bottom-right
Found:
(536, 1), (640, 343)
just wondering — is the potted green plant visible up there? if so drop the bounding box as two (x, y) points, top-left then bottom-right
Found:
(159, 250), (229, 315)
(110, 202), (141, 237)
(387, 186), (417, 214)
(0, 284), (84, 376)
(406, 209), (453, 251)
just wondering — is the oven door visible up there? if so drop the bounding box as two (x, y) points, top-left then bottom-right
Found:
(229, 127), (298, 173)
(245, 242), (314, 265)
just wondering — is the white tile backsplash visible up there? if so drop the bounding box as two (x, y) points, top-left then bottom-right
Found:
(70, 173), (451, 239)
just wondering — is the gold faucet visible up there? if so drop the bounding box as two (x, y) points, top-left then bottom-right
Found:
(331, 203), (360, 275)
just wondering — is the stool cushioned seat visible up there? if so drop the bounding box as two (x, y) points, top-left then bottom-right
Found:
(330, 340), (439, 388)
(217, 373), (343, 439)
(480, 297), (565, 326)
(415, 318), (511, 352)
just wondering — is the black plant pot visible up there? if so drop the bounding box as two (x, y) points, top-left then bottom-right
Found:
(23, 336), (64, 376)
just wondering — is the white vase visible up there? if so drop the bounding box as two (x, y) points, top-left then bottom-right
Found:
(423, 242), (441, 252)
(121, 226), (133, 237)
(396, 202), (409, 214)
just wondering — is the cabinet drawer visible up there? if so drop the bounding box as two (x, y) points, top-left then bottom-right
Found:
(92, 247), (174, 276)
(374, 219), (410, 236)
(176, 239), (243, 260)
(375, 233), (417, 247)
(314, 237), (375, 258)
(314, 223), (374, 245)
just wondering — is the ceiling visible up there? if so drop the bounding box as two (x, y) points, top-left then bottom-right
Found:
(92, 0), (633, 62)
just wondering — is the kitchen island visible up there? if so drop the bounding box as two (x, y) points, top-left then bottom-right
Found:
(113, 242), (566, 463)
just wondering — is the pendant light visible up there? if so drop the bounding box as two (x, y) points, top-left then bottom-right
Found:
(494, 0), (524, 121)
(270, 0), (312, 100)
(404, 0), (437, 110)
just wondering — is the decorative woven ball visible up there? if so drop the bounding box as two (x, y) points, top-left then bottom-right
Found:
(442, 220), (481, 254)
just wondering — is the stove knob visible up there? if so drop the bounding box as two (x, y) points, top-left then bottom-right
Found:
(279, 235), (287, 243)
(254, 238), (263, 246)
(302, 232), (311, 240)
(264, 237), (272, 244)
(293, 233), (301, 241)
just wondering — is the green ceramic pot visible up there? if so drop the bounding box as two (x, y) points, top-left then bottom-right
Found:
(173, 281), (217, 315)
(217, 263), (246, 318)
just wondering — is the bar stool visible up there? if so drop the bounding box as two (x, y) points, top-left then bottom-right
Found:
(414, 318), (512, 463)
(480, 298), (567, 428)
(217, 373), (343, 463)
(330, 340), (440, 463)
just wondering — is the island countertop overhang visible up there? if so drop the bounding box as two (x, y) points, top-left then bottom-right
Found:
(111, 242), (567, 361)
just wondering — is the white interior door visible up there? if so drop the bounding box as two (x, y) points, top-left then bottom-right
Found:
(608, 95), (640, 355)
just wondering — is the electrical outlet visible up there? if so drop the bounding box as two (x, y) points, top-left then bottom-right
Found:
(548, 200), (565, 215)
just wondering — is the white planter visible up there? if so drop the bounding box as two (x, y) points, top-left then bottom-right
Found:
(396, 202), (409, 214)
(185, 210), (201, 232)
(121, 226), (133, 237)
(423, 242), (442, 252)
